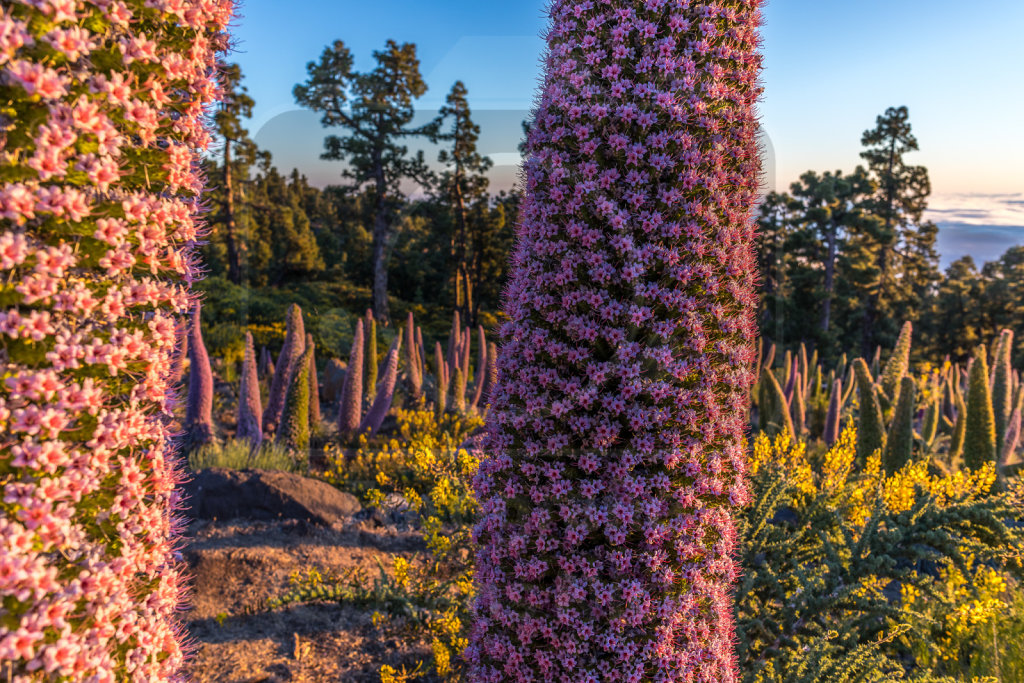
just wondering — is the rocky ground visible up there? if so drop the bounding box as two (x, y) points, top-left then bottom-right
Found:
(182, 471), (431, 682)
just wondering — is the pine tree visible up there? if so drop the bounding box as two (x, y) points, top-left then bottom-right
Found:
(926, 257), (985, 360)
(210, 63), (257, 284)
(979, 247), (1024, 355)
(243, 165), (325, 286)
(467, 191), (518, 321)
(755, 191), (800, 344)
(294, 40), (434, 322)
(788, 167), (876, 346)
(431, 81), (493, 323)
(857, 107), (938, 355)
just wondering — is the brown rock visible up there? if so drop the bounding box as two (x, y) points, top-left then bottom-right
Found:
(184, 469), (361, 526)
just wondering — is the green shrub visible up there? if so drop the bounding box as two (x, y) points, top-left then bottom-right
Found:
(969, 585), (1024, 680)
(189, 439), (300, 472)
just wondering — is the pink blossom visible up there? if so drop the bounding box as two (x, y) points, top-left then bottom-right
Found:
(0, 231), (29, 268)
(0, 0), (233, 679)
(43, 26), (95, 61)
(0, 14), (33, 64)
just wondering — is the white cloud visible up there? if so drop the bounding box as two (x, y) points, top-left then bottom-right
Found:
(927, 192), (1024, 227)
(928, 193), (1024, 267)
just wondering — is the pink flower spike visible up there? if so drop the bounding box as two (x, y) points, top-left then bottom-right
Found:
(468, 2), (763, 681)
(0, 0), (234, 679)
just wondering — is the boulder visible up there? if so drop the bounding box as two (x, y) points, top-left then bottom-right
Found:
(184, 468), (361, 526)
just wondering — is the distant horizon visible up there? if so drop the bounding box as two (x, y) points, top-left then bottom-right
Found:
(232, 0), (1024, 268)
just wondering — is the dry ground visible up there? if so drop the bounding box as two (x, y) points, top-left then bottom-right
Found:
(184, 517), (430, 682)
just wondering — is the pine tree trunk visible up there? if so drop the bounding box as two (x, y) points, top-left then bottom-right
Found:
(372, 211), (390, 325)
(453, 173), (472, 324)
(372, 152), (391, 324)
(821, 222), (837, 334)
(224, 137), (242, 284)
(862, 139), (898, 356)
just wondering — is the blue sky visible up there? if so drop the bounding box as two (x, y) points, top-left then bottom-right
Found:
(230, 0), (1024, 265)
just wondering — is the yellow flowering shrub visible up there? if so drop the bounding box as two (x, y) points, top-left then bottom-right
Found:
(903, 556), (1010, 672)
(323, 408), (482, 522)
(750, 430), (815, 496)
(747, 420), (1019, 680)
(277, 409), (481, 679)
(754, 420), (997, 526)
(282, 407), (1021, 681)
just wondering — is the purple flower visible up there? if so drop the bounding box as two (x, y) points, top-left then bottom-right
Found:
(338, 319), (364, 439)
(358, 333), (401, 436)
(237, 330), (263, 446)
(263, 303), (306, 434)
(468, 1), (763, 681)
(185, 301), (214, 446)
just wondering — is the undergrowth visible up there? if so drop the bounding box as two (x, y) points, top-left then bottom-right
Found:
(272, 415), (1024, 682)
(188, 438), (303, 472)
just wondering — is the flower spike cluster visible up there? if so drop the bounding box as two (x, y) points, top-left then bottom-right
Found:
(0, 0), (232, 679)
(468, 1), (763, 682)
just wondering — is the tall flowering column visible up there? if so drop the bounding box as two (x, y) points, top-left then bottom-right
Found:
(0, 0), (232, 680)
(468, 1), (763, 682)
(185, 301), (215, 446)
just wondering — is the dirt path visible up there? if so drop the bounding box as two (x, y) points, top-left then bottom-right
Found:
(184, 518), (429, 682)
